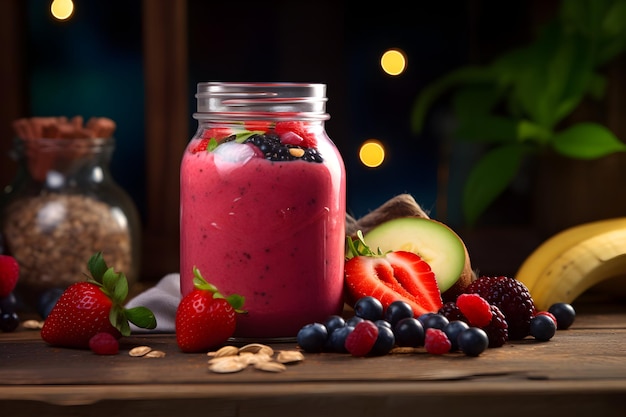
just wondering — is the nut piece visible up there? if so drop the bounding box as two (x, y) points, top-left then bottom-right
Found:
(209, 357), (247, 373)
(208, 345), (239, 358)
(129, 346), (153, 357)
(239, 343), (274, 357)
(254, 361), (287, 373)
(144, 350), (166, 358)
(276, 350), (305, 364)
(22, 319), (44, 330)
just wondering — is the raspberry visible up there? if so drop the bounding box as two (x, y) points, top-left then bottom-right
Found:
(456, 293), (492, 327)
(438, 301), (467, 322)
(482, 305), (508, 348)
(0, 255), (20, 298)
(424, 328), (451, 355)
(535, 311), (557, 327)
(275, 121), (318, 148)
(345, 320), (379, 357)
(89, 332), (119, 355)
(464, 276), (536, 340)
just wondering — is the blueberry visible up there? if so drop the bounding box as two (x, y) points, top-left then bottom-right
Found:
(375, 319), (392, 329)
(393, 317), (424, 347)
(548, 303), (576, 330)
(324, 315), (346, 335)
(384, 300), (414, 326)
(297, 323), (328, 353)
(354, 296), (384, 321)
(457, 327), (489, 357)
(530, 314), (556, 341)
(417, 312), (434, 327)
(443, 320), (470, 351)
(327, 325), (354, 353)
(370, 325), (395, 356)
(421, 313), (449, 330)
(345, 315), (364, 327)
(0, 311), (20, 332)
(0, 292), (18, 314)
(37, 287), (65, 319)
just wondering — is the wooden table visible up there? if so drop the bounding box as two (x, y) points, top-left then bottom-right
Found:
(2, 297), (626, 417)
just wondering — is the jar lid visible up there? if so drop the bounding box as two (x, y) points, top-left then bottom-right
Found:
(194, 82), (329, 121)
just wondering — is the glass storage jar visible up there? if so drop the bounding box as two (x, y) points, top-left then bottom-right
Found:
(0, 134), (141, 304)
(180, 82), (346, 339)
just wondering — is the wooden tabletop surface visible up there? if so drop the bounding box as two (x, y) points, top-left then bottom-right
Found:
(1, 296), (626, 417)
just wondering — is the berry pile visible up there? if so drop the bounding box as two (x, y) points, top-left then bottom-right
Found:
(191, 121), (324, 163)
(244, 133), (323, 163)
(463, 276), (536, 340)
(297, 292), (576, 358)
(297, 296), (493, 357)
(0, 254), (20, 333)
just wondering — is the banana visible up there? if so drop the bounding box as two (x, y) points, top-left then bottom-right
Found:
(516, 219), (626, 311)
(515, 217), (626, 293)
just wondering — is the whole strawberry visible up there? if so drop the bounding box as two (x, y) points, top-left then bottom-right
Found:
(0, 254), (20, 298)
(175, 267), (245, 353)
(464, 275), (536, 340)
(41, 252), (156, 349)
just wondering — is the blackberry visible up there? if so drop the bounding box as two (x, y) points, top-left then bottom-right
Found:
(244, 132), (323, 163)
(464, 276), (536, 340)
(482, 305), (508, 348)
(438, 301), (467, 322)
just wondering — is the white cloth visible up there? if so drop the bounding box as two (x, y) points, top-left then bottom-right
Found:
(125, 273), (182, 333)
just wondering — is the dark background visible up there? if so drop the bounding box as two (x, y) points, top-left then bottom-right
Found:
(20, 0), (540, 224)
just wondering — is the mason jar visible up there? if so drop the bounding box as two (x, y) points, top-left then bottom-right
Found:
(180, 82), (346, 339)
(0, 133), (141, 304)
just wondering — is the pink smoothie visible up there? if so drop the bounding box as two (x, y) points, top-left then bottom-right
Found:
(180, 133), (346, 338)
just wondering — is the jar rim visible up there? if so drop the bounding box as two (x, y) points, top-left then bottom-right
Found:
(194, 82), (329, 121)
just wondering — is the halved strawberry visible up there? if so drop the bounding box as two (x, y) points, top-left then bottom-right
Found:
(275, 121), (318, 148)
(344, 232), (442, 316)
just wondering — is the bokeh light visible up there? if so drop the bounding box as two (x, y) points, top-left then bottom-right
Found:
(359, 139), (386, 168)
(51, 0), (74, 21)
(380, 49), (407, 76)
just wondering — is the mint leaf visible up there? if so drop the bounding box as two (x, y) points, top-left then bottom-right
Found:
(125, 306), (157, 330)
(234, 130), (264, 143)
(552, 123), (626, 159)
(207, 137), (218, 151)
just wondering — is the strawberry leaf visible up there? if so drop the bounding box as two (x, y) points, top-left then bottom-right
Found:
(87, 252), (108, 283)
(225, 294), (246, 313)
(125, 306), (157, 330)
(85, 252), (157, 334)
(110, 304), (131, 336)
(112, 271), (129, 304)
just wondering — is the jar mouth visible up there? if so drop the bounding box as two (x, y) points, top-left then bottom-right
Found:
(194, 82), (329, 121)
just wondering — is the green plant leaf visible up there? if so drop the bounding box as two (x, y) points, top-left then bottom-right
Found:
(517, 120), (553, 145)
(411, 66), (495, 133)
(551, 122), (626, 159)
(125, 306), (157, 330)
(463, 144), (530, 226)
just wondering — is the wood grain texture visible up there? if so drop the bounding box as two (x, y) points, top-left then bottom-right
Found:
(1, 301), (625, 417)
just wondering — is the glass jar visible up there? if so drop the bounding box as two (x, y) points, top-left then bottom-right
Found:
(180, 82), (346, 339)
(0, 135), (141, 304)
